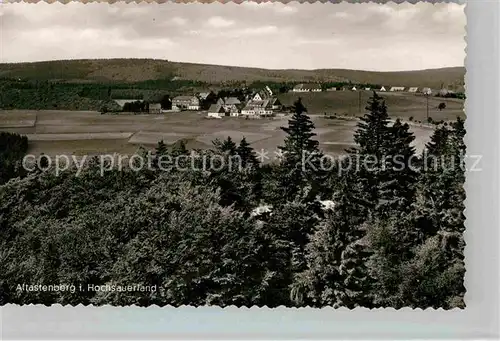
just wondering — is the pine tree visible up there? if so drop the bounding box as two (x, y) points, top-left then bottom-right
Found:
(155, 140), (168, 156)
(236, 137), (259, 168)
(171, 139), (188, 157)
(291, 176), (371, 308)
(274, 98), (324, 203)
(377, 119), (418, 215)
(213, 137), (237, 155)
(348, 92), (392, 208)
(279, 98), (319, 160)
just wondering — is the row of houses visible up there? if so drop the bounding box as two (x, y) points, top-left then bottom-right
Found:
(291, 83), (451, 95)
(208, 92), (282, 119)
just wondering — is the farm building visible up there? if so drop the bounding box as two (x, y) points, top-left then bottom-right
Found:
(223, 98), (242, 116)
(172, 96), (201, 110)
(252, 93), (264, 101)
(241, 106), (256, 117)
(408, 87), (419, 93)
(439, 88), (454, 96)
(198, 92), (211, 101)
(242, 99), (273, 117)
(292, 83), (322, 92)
(379, 86), (387, 92)
(351, 86), (357, 91)
(326, 87), (337, 91)
(268, 97), (282, 110)
(364, 87), (371, 91)
(421, 87), (433, 95)
(149, 103), (162, 114)
(390, 86), (406, 92)
(207, 104), (227, 118)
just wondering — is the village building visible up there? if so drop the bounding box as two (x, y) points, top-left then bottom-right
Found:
(439, 88), (454, 96)
(241, 99), (273, 117)
(223, 97), (241, 110)
(364, 87), (371, 91)
(207, 104), (227, 118)
(268, 97), (282, 110)
(198, 92), (211, 101)
(172, 96), (200, 110)
(326, 87), (337, 91)
(351, 86), (357, 91)
(390, 86), (406, 92)
(421, 87), (433, 95)
(252, 93), (263, 101)
(148, 103), (162, 114)
(379, 86), (387, 92)
(408, 87), (419, 93)
(291, 83), (322, 92)
(241, 106), (256, 117)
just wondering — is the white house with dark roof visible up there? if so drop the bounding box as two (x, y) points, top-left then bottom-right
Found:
(390, 86), (406, 92)
(421, 87), (433, 95)
(207, 104), (227, 118)
(149, 103), (162, 114)
(241, 99), (273, 117)
(292, 83), (322, 92)
(198, 92), (211, 101)
(172, 96), (200, 110)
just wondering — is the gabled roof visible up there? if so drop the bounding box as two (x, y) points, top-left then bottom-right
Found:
(242, 105), (255, 112)
(198, 92), (211, 100)
(208, 104), (225, 113)
(224, 97), (241, 105)
(149, 103), (162, 109)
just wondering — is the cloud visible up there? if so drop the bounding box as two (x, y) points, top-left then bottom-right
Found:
(206, 16), (235, 28)
(0, 2), (465, 71)
(170, 17), (187, 26)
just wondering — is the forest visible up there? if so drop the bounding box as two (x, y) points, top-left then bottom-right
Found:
(0, 93), (465, 308)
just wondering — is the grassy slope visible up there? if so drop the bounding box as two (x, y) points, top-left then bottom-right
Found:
(278, 91), (465, 120)
(0, 59), (465, 89)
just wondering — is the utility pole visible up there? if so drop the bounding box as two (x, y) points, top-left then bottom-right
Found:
(426, 93), (429, 121)
(358, 90), (362, 114)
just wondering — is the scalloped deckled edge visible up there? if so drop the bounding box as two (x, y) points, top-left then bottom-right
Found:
(0, 0), (468, 312)
(1, 0), (468, 4)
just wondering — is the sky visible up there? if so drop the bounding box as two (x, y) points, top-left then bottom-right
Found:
(0, 1), (466, 71)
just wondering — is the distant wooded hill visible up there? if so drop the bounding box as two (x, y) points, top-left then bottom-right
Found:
(0, 59), (465, 90)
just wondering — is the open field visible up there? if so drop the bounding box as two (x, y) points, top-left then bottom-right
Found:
(278, 91), (465, 121)
(0, 59), (464, 89)
(0, 92), (446, 158)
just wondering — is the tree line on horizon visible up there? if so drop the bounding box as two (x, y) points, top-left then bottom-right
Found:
(0, 93), (465, 308)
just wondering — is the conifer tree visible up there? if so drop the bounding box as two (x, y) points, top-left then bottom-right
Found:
(279, 98), (320, 160)
(348, 92), (391, 207)
(291, 176), (371, 308)
(377, 119), (418, 215)
(274, 98), (324, 203)
(155, 140), (168, 156)
(171, 139), (188, 157)
(213, 137), (237, 155)
(236, 137), (259, 168)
